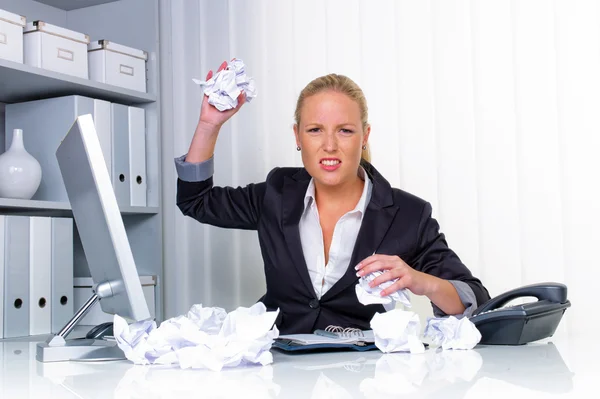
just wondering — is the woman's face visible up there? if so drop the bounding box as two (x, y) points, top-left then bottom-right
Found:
(294, 91), (370, 188)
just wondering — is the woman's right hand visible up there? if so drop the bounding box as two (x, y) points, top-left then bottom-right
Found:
(198, 60), (247, 130)
(186, 61), (246, 163)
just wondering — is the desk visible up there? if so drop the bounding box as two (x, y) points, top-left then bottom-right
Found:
(0, 331), (594, 398)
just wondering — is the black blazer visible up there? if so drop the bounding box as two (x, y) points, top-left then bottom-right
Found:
(176, 161), (490, 334)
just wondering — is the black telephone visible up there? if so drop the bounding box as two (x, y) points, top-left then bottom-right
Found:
(470, 282), (571, 345)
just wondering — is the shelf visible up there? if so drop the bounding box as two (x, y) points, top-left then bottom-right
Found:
(0, 58), (155, 105)
(120, 205), (160, 215)
(33, 0), (120, 11)
(0, 197), (159, 217)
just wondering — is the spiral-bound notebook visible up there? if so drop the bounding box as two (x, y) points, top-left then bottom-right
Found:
(273, 326), (377, 352)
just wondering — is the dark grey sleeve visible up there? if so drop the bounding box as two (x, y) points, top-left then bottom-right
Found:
(432, 280), (478, 318)
(412, 201), (491, 316)
(174, 154), (214, 182)
(175, 154), (272, 231)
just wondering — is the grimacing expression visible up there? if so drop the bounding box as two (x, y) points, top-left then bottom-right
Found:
(294, 91), (370, 188)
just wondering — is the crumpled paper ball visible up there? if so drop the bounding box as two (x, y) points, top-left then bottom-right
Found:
(356, 270), (411, 307)
(370, 309), (425, 354)
(113, 302), (279, 371)
(424, 315), (481, 350)
(192, 58), (257, 111)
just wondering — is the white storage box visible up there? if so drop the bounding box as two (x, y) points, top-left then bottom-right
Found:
(73, 275), (156, 326)
(23, 21), (90, 79)
(0, 8), (26, 63)
(88, 40), (148, 92)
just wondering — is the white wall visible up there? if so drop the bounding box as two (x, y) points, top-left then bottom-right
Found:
(160, 0), (599, 334)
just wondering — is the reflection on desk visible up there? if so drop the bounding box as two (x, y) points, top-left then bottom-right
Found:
(0, 332), (592, 398)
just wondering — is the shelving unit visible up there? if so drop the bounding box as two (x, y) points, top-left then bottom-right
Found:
(33, 0), (119, 11)
(0, 58), (156, 105)
(0, 198), (159, 216)
(0, 0), (163, 323)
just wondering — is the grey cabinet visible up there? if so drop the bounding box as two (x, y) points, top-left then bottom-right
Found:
(0, 0), (163, 323)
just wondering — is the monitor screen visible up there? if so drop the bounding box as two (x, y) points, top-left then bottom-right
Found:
(56, 114), (150, 322)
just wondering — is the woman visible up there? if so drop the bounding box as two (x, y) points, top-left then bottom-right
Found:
(175, 61), (490, 334)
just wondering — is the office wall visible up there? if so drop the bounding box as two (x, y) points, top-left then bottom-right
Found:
(160, 0), (599, 335)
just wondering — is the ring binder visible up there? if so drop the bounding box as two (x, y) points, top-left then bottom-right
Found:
(322, 325), (365, 338)
(274, 327), (377, 353)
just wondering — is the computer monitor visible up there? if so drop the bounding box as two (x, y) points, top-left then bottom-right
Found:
(36, 114), (151, 362)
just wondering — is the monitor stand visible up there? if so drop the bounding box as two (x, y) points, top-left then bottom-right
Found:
(36, 281), (126, 362)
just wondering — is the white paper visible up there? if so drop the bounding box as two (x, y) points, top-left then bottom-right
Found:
(186, 303), (227, 334)
(424, 316), (482, 350)
(192, 59), (257, 111)
(356, 271), (411, 307)
(113, 302), (279, 371)
(370, 310), (425, 354)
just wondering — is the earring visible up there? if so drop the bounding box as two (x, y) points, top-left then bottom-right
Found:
(362, 145), (367, 150)
(297, 146), (301, 151)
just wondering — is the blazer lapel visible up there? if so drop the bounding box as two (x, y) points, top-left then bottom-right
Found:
(282, 170), (317, 298)
(321, 163), (399, 302)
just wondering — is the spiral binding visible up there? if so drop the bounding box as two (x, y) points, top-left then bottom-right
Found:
(324, 325), (365, 338)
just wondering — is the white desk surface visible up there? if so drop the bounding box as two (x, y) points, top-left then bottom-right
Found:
(0, 330), (594, 399)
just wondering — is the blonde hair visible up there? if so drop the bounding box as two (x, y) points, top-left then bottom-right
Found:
(294, 73), (371, 163)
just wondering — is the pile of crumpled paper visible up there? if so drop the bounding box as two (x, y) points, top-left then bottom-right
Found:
(356, 273), (482, 353)
(113, 302), (279, 371)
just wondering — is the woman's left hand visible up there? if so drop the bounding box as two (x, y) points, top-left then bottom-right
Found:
(355, 254), (437, 297)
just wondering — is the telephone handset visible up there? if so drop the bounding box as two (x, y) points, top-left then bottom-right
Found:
(470, 282), (571, 345)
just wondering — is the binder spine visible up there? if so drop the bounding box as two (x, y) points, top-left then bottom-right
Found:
(128, 106), (147, 207)
(111, 103), (131, 206)
(29, 216), (52, 335)
(93, 99), (112, 180)
(3, 216), (30, 338)
(51, 217), (73, 334)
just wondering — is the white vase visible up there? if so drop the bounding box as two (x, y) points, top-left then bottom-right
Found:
(0, 129), (42, 200)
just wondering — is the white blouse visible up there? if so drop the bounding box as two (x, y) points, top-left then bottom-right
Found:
(299, 168), (372, 299)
